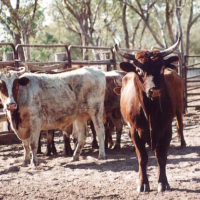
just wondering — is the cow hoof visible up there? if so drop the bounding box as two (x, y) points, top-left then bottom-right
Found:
(45, 151), (51, 156)
(98, 154), (106, 160)
(113, 144), (121, 150)
(63, 152), (73, 157)
(32, 158), (39, 167)
(180, 141), (186, 148)
(137, 184), (150, 193)
(37, 150), (42, 154)
(22, 160), (30, 167)
(64, 149), (73, 157)
(157, 183), (170, 192)
(72, 156), (79, 162)
(92, 140), (99, 149)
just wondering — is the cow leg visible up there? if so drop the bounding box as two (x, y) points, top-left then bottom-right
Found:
(22, 139), (31, 167)
(106, 119), (114, 149)
(90, 121), (99, 149)
(30, 141), (39, 166)
(46, 130), (57, 156)
(113, 119), (123, 150)
(37, 132), (42, 154)
(72, 120), (87, 161)
(29, 129), (41, 166)
(51, 131), (57, 155)
(155, 128), (172, 192)
(91, 115), (106, 160)
(63, 131), (73, 156)
(104, 121), (110, 149)
(131, 128), (150, 192)
(176, 111), (186, 147)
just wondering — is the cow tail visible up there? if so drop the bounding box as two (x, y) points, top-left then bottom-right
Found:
(149, 115), (156, 150)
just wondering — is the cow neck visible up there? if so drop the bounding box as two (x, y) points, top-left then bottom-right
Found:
(142, 82), (172, 150)
(6, 108), (21, 133)
(134, 74), (148, 120)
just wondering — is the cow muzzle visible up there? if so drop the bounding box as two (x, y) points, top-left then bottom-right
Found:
(147, 88), (161, 100)
(6, 103), (17, 112)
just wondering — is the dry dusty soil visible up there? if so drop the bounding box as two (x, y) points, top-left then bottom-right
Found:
(0, 107), (200, 200)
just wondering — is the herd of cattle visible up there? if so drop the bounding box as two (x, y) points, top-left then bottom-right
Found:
(0, 36), (187, 193)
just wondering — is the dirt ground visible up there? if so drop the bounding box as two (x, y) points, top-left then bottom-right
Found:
(0, 107), (200, 200)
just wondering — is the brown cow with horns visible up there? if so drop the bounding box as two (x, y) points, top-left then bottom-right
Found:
(114, 37), (182, 192)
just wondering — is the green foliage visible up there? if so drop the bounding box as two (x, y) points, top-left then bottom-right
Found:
(1, 0), (200, 62)
(30, 32), (59, 62)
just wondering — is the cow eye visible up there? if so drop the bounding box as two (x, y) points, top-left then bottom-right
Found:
(136, 68), (144, 76)
(160, 66), (165, 74)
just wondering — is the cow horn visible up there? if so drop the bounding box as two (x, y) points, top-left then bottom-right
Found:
(114, 44), (136, 60)
(160, 35), (181, 57)
(17, 67), (26, 75)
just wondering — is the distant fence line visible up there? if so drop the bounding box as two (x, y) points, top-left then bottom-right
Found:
(183, 55), (200, 109)
(0, 43), (117, 71)
(1, 42), (200, 110)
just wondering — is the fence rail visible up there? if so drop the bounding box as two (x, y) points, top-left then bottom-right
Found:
(1, 43), (200, 110)
(0, 43), (118, 71)
(184, 55), (200, 109)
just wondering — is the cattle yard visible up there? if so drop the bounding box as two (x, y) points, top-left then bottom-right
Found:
(0, 109), (200, 199)
(0, 43), (200, 199)
(1, 42), (200, 110)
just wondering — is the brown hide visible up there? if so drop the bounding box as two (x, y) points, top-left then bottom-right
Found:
(164, 68), (186, 146)
(135, 50), (162, 64)
(104, 76), (121, 113)
(164, 68), (183, 115)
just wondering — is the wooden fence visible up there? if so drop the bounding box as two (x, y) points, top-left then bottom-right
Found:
(183, 55), (200, 109)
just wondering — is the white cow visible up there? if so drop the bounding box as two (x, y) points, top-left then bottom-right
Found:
(0, 67), (106, 166)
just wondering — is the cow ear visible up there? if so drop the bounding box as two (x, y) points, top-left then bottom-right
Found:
(164, 55), (179, 66)
(120, 62), (136, 72)
(113, 86), (121, 96)
(165, 55), (179, 62)
(18, 77), (29, 86)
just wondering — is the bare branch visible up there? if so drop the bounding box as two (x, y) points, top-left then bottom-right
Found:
(131, 18), (142, 49)
(92, 0), (102, 28)
(63, 0), (79, 20)
(165, 0), (175, 43)
(120, 0), (164, 48)
(1, 0), (18, 21)
(27, 0), (38, 35)
(0, 18), (14, 36)
(139, 23), (147, 49)
(190, 13), (200, 27)
(16, 0), (20, 10)
(122, 2), (129, 48)
(154, 4), (167, 47)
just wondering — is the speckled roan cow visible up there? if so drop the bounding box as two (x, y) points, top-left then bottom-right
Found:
(39, 70), (126, 156)
(114, 37), (182, 192)
(0, 67), (106, 166)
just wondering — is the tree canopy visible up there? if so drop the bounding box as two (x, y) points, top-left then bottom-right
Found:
(0, 0), (200, 60)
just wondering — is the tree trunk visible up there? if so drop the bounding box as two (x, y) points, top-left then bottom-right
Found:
(165, 0), (175, 44)
(122, 3), (129, 49)
(81, 34), (89, 60)
(24, 34), (31, 61)
(14, 34), (25, 61)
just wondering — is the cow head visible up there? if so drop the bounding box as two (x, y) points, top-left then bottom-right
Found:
(0, 67), (29, 113)
(115, 37), (180, 100)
